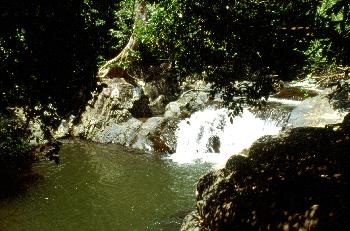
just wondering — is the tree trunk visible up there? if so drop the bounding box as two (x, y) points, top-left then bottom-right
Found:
(98, 1), (146, 79)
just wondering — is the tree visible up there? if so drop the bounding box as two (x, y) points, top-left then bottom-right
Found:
(98, 0), (148, 78)
(0, 0), (118, 134)
(312, 0), (350, 68)
(0, 0), (120, 183)
(114, 0), (350, 113)
(112, 0), (325, 113)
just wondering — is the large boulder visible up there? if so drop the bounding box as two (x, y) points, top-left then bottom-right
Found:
(71, 78), (141, 139)
(164, 90), (212, 119)
(181, 114), (350, 231)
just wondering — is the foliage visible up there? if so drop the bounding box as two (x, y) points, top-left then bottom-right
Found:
(82, 0), (123, 65)
(0, 0), (120, 180)
(0, 0), (118, 130)
(309, 0), (350, 70)
(0, 0), (349, 138)
(109, 0), (135, 52)
(112, 0), (350, 113)
(0, 116), (32, 178)
(304, 39), (336, 71)
(303, 0), (350, 72)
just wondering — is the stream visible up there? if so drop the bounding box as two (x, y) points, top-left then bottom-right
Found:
(0, 141), (211, 231)
(1, 82), (345, 230)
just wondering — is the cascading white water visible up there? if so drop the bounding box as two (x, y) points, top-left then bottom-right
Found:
(170, 108), (283, 167)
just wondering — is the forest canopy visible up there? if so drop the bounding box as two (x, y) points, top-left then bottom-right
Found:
(0, 0), (117, 126)
(112, 0), (350, 112)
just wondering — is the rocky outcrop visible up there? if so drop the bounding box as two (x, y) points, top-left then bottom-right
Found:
(71, 78), (141, 139)
(181, 114), (350, 231)
(62, 76), (215, 154)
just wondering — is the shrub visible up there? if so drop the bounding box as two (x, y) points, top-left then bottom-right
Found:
(0, 116), (32, 180)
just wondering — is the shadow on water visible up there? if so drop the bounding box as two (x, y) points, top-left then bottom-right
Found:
(0, 164), (45, 200)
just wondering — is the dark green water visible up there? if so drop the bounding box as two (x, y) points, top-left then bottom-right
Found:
(0, 140), (211, 231)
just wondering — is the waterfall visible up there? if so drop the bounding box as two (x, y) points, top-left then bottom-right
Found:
(170, 108), (284, 167)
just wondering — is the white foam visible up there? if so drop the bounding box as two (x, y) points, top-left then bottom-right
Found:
(170, 108), (282, 168)
(268, 97), (302, 106)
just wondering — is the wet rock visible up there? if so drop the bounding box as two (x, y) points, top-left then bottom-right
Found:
(132, 117), (178, 154)
(207, 135), (221, 153)
(251, 102), (293, 128)
(154, 117), (179, 153)
(69, 76), (182, 152)
(273, 86), (318, 101)
(164, 90), (212, 119)
(182, 114), (350, 231)
(287, 94), (347, 128)
(180, 211), (206, 231)
(132, 117), (165, 152)
(93, 117), (143, 145)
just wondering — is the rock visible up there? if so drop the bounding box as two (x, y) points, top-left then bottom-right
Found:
(287, 94), (347, 128)
(164, 102), (181, 118)
(143, 80), (165, 101)
(180, 211), (206, 231)
(177, 90), (210, 113)
(328, 80), (350, 112)
(53, 116), (75, 139)
(164, 90), (212, 119)
(93, 117), (143, 145)
(69, 75), (180, 153)
(70, 76), (181, 152)
(182, 116), (350, 231)
(129, 94), (152, 118)
(28, 119), (47, 145)
(71, 78), (141, 140)
(151, 117), (178, 153)
(207, 135), (221, 153)
(142, 78), (178, 116)
(63, 76), (222, 154)
(132, 117), (178, 154)
(132, 117), (165, 152)
(149, 95), (167, 116)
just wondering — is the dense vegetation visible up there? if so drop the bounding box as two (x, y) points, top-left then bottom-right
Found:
(113, 0), (349, 111)
(0, 0), (117, 182)
(0, 0), (349, 182)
